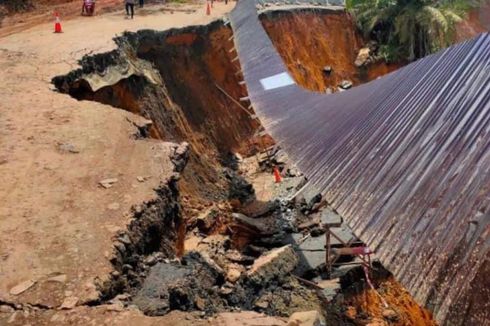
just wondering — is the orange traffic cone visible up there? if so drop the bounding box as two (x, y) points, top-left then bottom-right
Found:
(54, 12), (62, 33)
(206, 1), (211, 15)
(273, 166), (282, 183)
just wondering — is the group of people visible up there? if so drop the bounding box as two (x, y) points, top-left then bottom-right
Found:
(82, 0), (144, 18)
(125, 0), (145, 19)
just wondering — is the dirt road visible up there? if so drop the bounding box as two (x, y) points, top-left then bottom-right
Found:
(0, 1), (240, 324)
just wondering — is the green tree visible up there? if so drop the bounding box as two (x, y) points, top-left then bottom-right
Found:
(347, 0), (476, 62)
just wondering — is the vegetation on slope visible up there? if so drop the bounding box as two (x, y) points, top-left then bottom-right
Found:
(0, 0), (33, 13)
(346, 0), (480, 62)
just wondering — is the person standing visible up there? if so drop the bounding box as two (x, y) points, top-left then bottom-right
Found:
(125, 0), (135, 19)
(139, 0), (144, 8)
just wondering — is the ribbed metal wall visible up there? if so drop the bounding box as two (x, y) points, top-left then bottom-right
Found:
(230, 1), (490, 324)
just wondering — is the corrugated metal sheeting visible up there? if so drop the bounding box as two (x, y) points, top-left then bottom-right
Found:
(229, 1), (490, 324)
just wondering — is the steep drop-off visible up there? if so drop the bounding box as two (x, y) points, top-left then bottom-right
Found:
(49, 8), (442, 324)
(52, 8), (410, 240)
(261, 9), (401, 92)
(54, 9), (404, 210)
(54, 22), (268, 212)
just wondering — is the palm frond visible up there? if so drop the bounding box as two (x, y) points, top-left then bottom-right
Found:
(422, 6), (449, 32)
(348, 0), (473, 61)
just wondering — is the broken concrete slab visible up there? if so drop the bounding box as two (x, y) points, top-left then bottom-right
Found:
(328, 226), (357, 245)
(239, 200), (278, 218)
(292, 233), (326, 250)
(133, 252), (225, 316)
(247, 245), (298, 285)
(133, 262), (190, 315)
(232, 213), (268, 234)
(319, 208), (342, 226)
(293, 243), (325, 276)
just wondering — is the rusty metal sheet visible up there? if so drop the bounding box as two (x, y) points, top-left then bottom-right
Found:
(229, 1), (490, 325)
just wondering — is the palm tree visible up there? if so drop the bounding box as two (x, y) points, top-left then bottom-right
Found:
(348, 0), (473, 62)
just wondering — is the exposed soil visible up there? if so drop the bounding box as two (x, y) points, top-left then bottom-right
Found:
(261, 9), (402, 92)
(456, 1), (490, 42)
(1, 1), (470, 325)
(47, 6), (439, 325)
(52, 21), (271, 226)
(328, 266), (438, 326)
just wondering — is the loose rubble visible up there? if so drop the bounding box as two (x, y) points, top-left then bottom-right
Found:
(99, 178), (118, 189)
(74, 142), (427, 326)
(247, 245), (298, 285)
(103, 146), (370, 322)
(339, 80), (353, 90)
(171, 142), (190, 173)
(9, 280), (36, 296)
(355, 47), (371, 67)
(354, 41), (381, 67)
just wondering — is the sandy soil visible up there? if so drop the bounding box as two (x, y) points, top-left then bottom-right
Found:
(0, 0), (185, 37)
(0, 1), (236, 324)
(2, 305), (287, 325)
